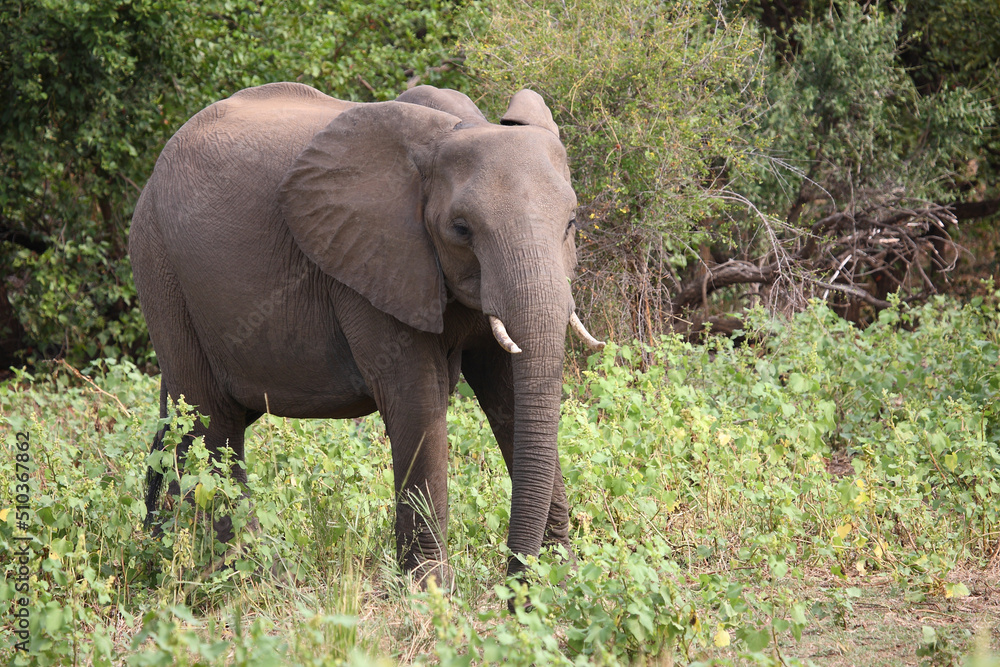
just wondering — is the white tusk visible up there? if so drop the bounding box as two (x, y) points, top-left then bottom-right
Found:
(489, 315), (522, 354)
(569, 312), (606, 350)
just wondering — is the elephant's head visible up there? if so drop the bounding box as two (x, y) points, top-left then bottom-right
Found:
(277, 86), (601, 569)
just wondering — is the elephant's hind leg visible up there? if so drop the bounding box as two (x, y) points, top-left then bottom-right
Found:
(144, 380), (170, 526)
(132, 219), (252, 542)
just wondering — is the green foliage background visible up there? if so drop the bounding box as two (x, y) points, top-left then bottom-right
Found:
(465, 0), (769, 335)
(3, 0), (999, 364)
(747, 1), (996, 215)
(464, 0), (999, 336)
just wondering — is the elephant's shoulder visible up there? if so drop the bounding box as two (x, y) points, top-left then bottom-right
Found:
(165, 84), (353, 157)
(218, 83), (355, 118)
(153, 85), (352, 187)
(227, 82), (336, 105)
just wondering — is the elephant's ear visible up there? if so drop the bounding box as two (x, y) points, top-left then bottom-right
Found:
(396, 85), (489, 126)
(500, 89), (560, 138)
(278, 102), (461, 334)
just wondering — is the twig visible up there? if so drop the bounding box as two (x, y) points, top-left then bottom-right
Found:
(54, 359), (132, 416)
(118, 172), (143, 194)
(697, 565), (756, 576)
(822, 253), (853, 301)
(988, 538), (1000, 571)
(812, 280), (892, 309)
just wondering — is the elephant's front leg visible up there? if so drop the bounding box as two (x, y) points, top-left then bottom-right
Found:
(461, 347), (575, 560)
(382, 389), (452, 589)
(337, 292), (454, 588)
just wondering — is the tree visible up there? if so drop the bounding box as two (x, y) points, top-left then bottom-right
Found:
(742, 0), (998, 322)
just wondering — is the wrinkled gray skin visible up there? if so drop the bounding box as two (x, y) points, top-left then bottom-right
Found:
(130, 82), (583, 585)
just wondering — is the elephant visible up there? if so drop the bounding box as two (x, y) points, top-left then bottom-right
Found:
(129, 81), (604, 587)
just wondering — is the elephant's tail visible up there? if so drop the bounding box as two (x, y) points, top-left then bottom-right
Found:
(143, 381), (169, 528)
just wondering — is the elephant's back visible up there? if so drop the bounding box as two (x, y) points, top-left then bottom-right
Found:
(186, 82), (354, 140)
(158, 83), (354, 193)
(147, 83), (352, 258)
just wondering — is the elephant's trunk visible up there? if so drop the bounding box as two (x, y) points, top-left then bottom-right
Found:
(481, 244), (572, 575)
(506, 329), (565, 572)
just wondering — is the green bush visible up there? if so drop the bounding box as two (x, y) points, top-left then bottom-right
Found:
(464, 0), (768, 333)
(2, 292), (998, 663)
(750, 2), (995, 213)
(466, 0), (1000, 335)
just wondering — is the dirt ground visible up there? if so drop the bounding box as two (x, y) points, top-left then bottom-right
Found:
(777, 571), (1000, 666)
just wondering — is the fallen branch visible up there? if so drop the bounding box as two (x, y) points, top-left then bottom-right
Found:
(811, 280), (892, 309)
(671, 260), (778, 313)
(670, 198), (961, 322)
(54, 359), (132, 416)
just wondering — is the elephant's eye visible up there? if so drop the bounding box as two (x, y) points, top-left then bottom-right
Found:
(565, 218), (577, 237)
(452, 219), (472, 241)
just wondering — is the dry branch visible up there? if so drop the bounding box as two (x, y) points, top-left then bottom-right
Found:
(672, 260), (778, 313)
(53, 359), (132, 416)
(667, 196), (963, 329)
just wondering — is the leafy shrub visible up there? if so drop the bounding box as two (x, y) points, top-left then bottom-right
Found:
(466, 0), (1000, 335)
(464, 0), (768, 336)
(1, 292), (998, 663)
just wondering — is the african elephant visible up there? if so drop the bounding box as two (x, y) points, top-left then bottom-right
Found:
(129, 82), (604, 586)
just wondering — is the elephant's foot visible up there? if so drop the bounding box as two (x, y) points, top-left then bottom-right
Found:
(206, 514), (303, 585)
(503, 565), (534, 614)
(503, 537), (576, 613)
(211, 512), (303, 583)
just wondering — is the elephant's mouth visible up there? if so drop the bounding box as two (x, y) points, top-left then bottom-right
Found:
(445, 272), (482, 310)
